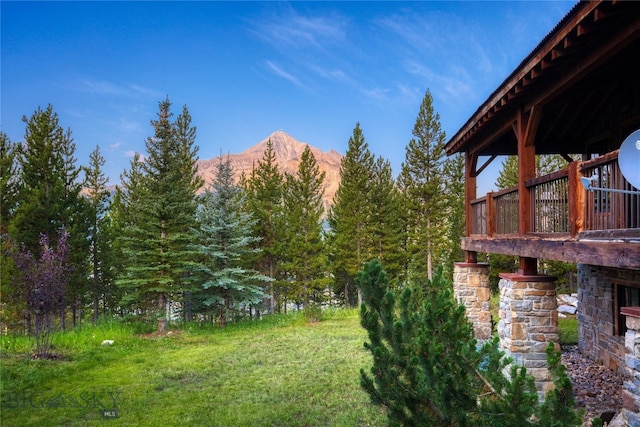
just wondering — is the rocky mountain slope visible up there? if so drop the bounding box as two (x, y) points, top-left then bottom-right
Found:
(197, 130), (342, 211)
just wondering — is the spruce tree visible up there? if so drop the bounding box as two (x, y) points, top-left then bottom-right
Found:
(190, 156), (269, 326)
(83, 145), (112, 323)
(328, 122), (375, 306)
(115, 99), (202, 327)
(10, 105), (89, 329)
(280, 145), (327, 306)
(442, 152), (466, 275)
(114, 153), (151, 310)
(12, 105), (74, 252)
(244, 139), (285, 313)
(369, 156), (405, 285)
(399, 89), (448, 281)
(1, 132), (19, 236)
(358, 260), (582, 427)
(1, 132), (21, 326)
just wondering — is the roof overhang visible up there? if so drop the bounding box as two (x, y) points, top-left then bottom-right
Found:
(445, 1), (640, 158)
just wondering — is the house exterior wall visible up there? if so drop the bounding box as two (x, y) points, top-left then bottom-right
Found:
(577, 264), (640, 374)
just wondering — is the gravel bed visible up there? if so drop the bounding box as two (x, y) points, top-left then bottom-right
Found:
(562, 345), (625, 425)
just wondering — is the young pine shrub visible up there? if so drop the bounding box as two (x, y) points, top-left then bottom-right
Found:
(357, 259), (582, 427)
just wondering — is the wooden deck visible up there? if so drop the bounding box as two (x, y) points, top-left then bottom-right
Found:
(465, 151), (640, 270)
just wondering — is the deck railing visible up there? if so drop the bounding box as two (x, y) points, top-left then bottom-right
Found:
(495, 187), (519, 235)
(528, 169), (570, 234)
(580, 152), (640, 233)
(469, 150), (639, 239)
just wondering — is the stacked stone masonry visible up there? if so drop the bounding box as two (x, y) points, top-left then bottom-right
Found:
(453, 263), (491, 341)
(497, 273), (559, 397)
(578, 264), (632, 373)
(621, 309), (640, 426)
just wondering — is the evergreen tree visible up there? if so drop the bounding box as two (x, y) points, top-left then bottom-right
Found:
(11, 105), (74, 252)
(114, 153), (151, 311)
(82, 145), (113, 323)
(244, 139), (285, 313)
(369, 156), (404, 285)
(442, 152), (466, 275)
(0, 132), (22, 328)
(190, 156), (269, 326)
(10, 105), (89, 329)
(399, 89), (448, 281)
(1, 132), (19, 236)
(328, 122), (375, 306)
(115, 99), (202, 327)
(357, 260), (582, 427)
(280, 145), (327, 306)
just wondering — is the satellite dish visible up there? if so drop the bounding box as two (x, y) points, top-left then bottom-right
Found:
(619, 129), (640, 190)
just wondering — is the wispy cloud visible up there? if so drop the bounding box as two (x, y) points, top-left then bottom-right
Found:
(374, 9), (495, 107)
(405, 60), (473, 105)
(308, 64), (350, 84)
(249, 5), (348, 51)
(75, 78), (163, 99)
(265, 60), (304, 88)
(361, 87), (392, 103)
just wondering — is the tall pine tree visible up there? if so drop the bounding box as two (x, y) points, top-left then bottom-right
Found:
(442, 152), (466, 276)
(328, 122), (375, 306)
(244, 139), (285, 313)
(369, 156), (405, 285)
(399, 89), (448, 281)
(83, 145), (113, 323)
(115, 99), (202, 328)
(0, 132), (22, 328)
(280, 145), (327, 306)
(190, 156), (269, 326)
(10, 105), (89, 329)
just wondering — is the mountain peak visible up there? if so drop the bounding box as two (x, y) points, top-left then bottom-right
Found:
(196, 131), (343, 210)
(245, 130), (309, 160)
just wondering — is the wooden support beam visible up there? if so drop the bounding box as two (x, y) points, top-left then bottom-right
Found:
(465, 152), (477, 237)
(516, 108), (539, 237)
(519, 257), (538, 276)
(567, 161), (585, 237)
(461, 237), (640, 270)
(486, 192), (496, 238)
(465, 251), (478, 264)
(475, 154), (498, 177)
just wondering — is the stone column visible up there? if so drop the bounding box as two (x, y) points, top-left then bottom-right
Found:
(621, 307), (640, 427)
(497, 273), (558, 397)
(453, 262), (492, 341)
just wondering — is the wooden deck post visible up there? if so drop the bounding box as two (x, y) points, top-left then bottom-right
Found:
(516, 107), (539, 237)
(567, 161), (584, 238)
(465, 152), (477, 238)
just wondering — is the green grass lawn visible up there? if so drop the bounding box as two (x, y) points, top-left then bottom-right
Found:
(1, 305), (581, 427)
(1, 310), (385, 427)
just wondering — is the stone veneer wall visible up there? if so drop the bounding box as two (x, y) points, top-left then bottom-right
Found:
(497, 273), (559, 397)
(621, 308), (640, 427)
(577, 264), (635, 373)
(453, 263), (492, 341)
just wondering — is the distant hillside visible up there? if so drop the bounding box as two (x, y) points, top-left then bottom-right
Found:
(197, 130), (342, 211)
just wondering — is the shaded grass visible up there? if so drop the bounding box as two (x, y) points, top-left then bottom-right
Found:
(559, 317), (579, 345)
(1, 310), (384, 427)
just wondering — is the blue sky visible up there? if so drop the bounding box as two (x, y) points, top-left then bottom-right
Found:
(2, 1), (575, 194)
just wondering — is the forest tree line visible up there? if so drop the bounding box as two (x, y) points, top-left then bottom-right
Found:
(0, 90), (466, 333)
